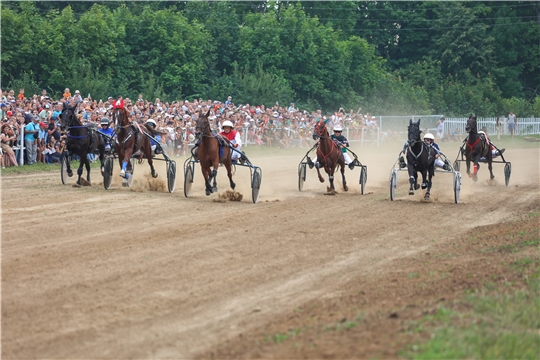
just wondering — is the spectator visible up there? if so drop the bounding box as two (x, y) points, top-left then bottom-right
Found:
(436, 116), (445, 140)
(24, 116), (40, 164)
(1, 123), (18, 166)
(507, 111), (516, 138)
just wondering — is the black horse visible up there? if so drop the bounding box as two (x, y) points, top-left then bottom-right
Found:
(60, 102), (106, 186)
(465, 114), (494, 181)
(406, 119), (435, 200)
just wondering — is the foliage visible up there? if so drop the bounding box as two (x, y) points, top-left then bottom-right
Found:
(1, 1), (538, 115)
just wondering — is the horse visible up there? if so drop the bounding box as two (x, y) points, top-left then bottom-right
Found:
(465, 114), (494, 181)
(194, 109), (235, 196)
(60, 101), (106, 186)
(112, 106), (157, 186)
(311, 121), (347, 194)
(406, 119), (435, 200)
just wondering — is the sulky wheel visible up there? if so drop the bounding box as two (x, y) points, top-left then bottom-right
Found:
(453, 160), (460, 172)
(453, 172), (462, 204)
(359, 166), (367, 195)
(103, 157), (114, 190)
(251, 167), (262, 203)
(184, 162), (194, 197)
(298, 163), (306, 191)
(60, 153), (70, 185)
(167, 161), (176, 193)
(390, 169), (398, 201)
(504, 162), (511, 187)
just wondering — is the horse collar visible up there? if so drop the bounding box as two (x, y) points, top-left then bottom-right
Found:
(407, 141), (424, 159)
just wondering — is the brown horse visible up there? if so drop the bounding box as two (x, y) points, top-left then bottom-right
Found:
(311, 121), (348, 194)
(112, 107), (157, 186)
(195, 109), (235, 196)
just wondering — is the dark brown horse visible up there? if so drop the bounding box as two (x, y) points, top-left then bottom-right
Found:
(195, 109), (235, 196)
(60, 101), (105, 186)
(312, 121), (347, 194)
(112, 107), (157, 186)
(465, 114), (494, 181)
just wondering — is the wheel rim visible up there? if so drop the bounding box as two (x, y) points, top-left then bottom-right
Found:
(61, 156), (69, 185)
(167, 161), (176, 193)
(504, 163), (511, 186)
(252, 168), (261, 203)
(184, 164), (193, 197)
(360, 167), (366, 194)
(454, 173), (461, 204)
(390, 170), (397, 201)
(103, 158), (113, 189)
(298, 164), (305, 191)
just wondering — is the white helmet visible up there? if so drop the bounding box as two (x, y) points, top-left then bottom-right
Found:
(333, 125), (343, 132)
(222, 120), (234, 128)
(146, 119), (156, 127)
(424, 133), (435, 140)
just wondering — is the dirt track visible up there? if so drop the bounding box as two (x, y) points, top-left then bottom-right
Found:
(1, 141), (539, 358)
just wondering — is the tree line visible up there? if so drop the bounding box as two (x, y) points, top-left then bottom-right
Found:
(2, 1), (539, 116)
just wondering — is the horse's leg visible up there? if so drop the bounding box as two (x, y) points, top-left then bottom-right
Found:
(224, 161), (235, 190)
(472, 154), (480, 182)
(424, 167), (434, 201)
(421, 170), (428, 190)
(145, 142), (158, 178)
(76, 157), (85, 185)
(85, 155), (92, 183)
(487, 155), (495, 180)
(340, 163), (348, 192)
(407, 164), (416, 195)
(63, 151), (74, 177)
(203, 166), (213, 196)
(328, 171), (335, 193)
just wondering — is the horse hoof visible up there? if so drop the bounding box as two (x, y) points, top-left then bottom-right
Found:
(122, 180), (129, 187)
(212, 186), (218, 193)
(205, 189), (211, 196)
(119, 170), (126, 178)
(409, 190), (414, 195)
(421, 183), (427, 190)
(318, 178), (324, 183)
(414, 184), (420, 190)
(343, 185), (348, 192)
(68, 172), (73, 177)
(424, 195), (430, 201)
(152, 172), (158, 178)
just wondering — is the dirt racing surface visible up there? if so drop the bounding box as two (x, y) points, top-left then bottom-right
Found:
(2, 141), (539, 359)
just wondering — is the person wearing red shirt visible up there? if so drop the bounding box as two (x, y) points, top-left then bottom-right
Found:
(112, 95), (125, 109)
(219, 120), (243, 163)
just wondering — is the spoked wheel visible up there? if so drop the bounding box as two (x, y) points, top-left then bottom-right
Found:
(359, 166), (367, 195)
(184, 162), (194, 197)
(127, 158), (135, 187)
(504, 162), (511, 187)
(390, 169), (398, 201)
(167, 160), (177, 193)
(60, 153), (70, 185)
(453, 172), (462, 204)
(453, 160), (460, 172)
(298, 163), (306, 191)
(103, 157), (114, 190)
(251, 167), (262, 203)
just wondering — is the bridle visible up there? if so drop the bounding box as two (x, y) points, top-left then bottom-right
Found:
(62, 108), (89, 140)
(407, 124), (424, 160)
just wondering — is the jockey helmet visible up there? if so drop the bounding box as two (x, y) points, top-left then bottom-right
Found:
(100, 117), (109, 125)
(146, 119), (157, 127)
(424, 133), (435, 141)
(222, 120), (234, 128)
(333, 125), (343, 132)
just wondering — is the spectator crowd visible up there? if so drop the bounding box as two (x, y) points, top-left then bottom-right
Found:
(0, 87), (385, 167)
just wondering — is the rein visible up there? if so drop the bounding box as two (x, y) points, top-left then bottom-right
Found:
(407, 141), (424, 159)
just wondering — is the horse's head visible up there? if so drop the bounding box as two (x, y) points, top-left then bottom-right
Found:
(112, 107), (129, 130)
(60, 101), (79, 130)
(465, 114), (477, 133)
(407, 119), (422, 146)
(312, 121), (328, 140)
(195, 109), (211, 137)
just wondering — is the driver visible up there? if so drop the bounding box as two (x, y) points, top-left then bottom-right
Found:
(330, 125), (354, 170)
(145, 119), (161, 154)
(98, 117), (114, 152)
(219, 120), (244, 164)
(424, 133), (450, 170)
